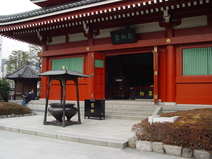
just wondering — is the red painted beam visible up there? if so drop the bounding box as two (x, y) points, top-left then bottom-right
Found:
(39, 33), (212, 57)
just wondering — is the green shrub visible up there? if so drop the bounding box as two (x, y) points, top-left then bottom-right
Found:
(0, 78), (10, 101)
(132, 108), (212, 153)
(0, 102), (32, 115)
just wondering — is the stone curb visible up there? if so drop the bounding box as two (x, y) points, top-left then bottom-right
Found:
(0, 124), (127, 149)
(128, 138), (212, 159)
(0, 112), (36, 119)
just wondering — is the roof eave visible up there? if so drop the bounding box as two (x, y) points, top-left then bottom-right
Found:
(0, 0), (122, 26)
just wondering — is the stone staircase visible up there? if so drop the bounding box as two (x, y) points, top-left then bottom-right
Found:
(12, 99), (157, 121)
(11, 99), (210, 121)
(104, 100), (156, 120)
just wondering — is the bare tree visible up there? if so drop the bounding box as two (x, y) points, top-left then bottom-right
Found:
(6, 45), (42, 74)
(28, 44), (42, 68)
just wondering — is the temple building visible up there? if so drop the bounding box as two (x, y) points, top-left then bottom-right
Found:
(5, 62), (40, 100)
(0, 0), (211, 105)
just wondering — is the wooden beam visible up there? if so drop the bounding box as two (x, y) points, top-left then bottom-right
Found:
(39, 33), (212, 57)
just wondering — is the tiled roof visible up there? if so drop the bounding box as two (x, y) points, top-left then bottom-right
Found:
(5, 63), (40, 79)
(39, 69), (93, 78)
(0, 0), (107, 23)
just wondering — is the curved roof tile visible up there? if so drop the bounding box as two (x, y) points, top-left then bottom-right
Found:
(5, 63), (40, 79)
(0, 0), (106, 23)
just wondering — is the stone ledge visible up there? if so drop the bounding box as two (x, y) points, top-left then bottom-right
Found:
(152, 142), (164, 154)
(0, 112), (36, 118)
(164, 144), (182, 157)
(0, 125), (128, 149)
(136, 141), (152, 151)
(182, 147), (193, 158)
(128, 136), (137, 149)
(128, 138), (212, 159)
(194, 150), (212, 159)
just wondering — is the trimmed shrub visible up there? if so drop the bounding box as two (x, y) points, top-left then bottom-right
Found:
(0, 102), (32, 115)
(0, 78), (10, 102)
(132, 108), (212, 153)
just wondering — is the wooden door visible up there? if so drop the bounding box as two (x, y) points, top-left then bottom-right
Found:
(93, 52), (105, 99)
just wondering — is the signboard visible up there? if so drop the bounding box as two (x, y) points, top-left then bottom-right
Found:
(110, 28), (136, 45)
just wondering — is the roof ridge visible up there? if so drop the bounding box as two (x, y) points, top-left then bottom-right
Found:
(6, 63), (40, 79)
(6, 64), (26, 77)
(20, 65), (29, 77)
(28, 65), (40, 75)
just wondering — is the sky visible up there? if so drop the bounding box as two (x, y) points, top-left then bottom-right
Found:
(0, 0), (40, 59)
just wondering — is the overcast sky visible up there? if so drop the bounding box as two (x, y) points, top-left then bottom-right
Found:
(0, 0), (40, 59)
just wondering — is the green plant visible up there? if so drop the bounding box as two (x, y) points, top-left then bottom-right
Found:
(132, 108), (212, 153)
(0, 78), (10, 101)
(0, 102), (32, 115)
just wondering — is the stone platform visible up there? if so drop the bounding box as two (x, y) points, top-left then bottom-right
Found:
(0, 113), (140, 149)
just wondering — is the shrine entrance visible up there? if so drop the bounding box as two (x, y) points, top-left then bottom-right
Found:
(105, 53), (154, 100)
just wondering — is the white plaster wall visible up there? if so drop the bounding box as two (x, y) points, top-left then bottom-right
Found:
(175, 15), (207, 29)
(69, 33), (87, 42)
(131, 22), (165, 34)
(95, 22), (165, 39)
(48, 35), (66, 45)
(48, 16), (207, 45)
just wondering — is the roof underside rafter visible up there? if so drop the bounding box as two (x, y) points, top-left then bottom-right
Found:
(0, 0), (211, 45)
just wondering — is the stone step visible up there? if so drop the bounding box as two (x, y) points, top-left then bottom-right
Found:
(26, 104), (155, 112)
(12, 100), (208, 121)
(105, 100), (154, 105)
(88, 110), (150, 120)
(80, 107), (154, 113)
(28, 103), (205, 114)
(0, 114), (132, 149)
(23, 100), (155, 120)
(105, 115), (145, 120)
(105, 111), (151, 116)
(105, 105), (156, 110)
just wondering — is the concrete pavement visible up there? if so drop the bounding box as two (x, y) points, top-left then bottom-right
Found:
(0, 113), (138, 149)
(0, 130), (190, 159)
(0, 113), (191, 159)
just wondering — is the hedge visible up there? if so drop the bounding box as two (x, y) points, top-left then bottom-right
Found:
(132, 108), (212, 153)
(0, 102), (32, 115)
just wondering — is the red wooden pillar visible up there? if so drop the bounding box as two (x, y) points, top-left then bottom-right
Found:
(165, 27), (176, 103)
(40, 57), (49, 99)
(40, 44), (49, 99)
(85, 51), (105, 99)
(85, 52), (95, 99)
(153, 46), (159, 103)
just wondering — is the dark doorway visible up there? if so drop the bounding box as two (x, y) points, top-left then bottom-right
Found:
(105, 53), (154, 99)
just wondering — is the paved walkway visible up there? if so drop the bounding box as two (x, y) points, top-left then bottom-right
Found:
(1, 100), (210, 158)
(0, 113), (139, 148)
(0, 130), (190, 159)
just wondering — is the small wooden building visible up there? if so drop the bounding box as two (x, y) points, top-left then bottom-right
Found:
(5, 63), (40, 100)
(0, 0), (212, 105)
